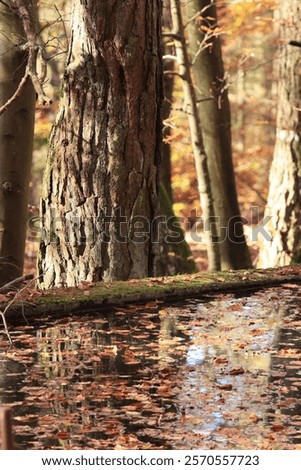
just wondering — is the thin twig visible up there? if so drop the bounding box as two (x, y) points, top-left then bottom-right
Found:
(183, 4), (213, 29)
(0, 272), (42, 344)
(15, 0), (52, 105)
(0, 273), (34, 294)
(0, 0), (10, 9)
(0, 0), (52, 114)
(0, 74), (29, 115)
(2, 274), (38, 316)
(0, 311), (13, 346)
(54, 3), (69, 52)
(289, 40), (301, 48)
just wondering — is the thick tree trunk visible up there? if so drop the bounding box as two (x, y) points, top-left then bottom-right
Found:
(0, 2), (36, 286)
(38, 0), (163, 287)
(170, 0), (220, 271)
(258, 1), (301, 267)
(186, 0), (251, 270)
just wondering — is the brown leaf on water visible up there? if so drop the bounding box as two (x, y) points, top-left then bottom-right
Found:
(249, 329), (265, 336)
(229, 367), (245, 376)
(145, 300), (163, 308)
(214, 357), (228, 365)
(270, 424), (285, 432)
(56, 431), (70, 440)
(228, 304), (244, 311)
(249, 413), (260, 423)
(216, 383), (233, 391)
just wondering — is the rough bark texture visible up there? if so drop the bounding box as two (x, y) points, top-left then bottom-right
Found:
(186, 0), (251, 270)
(0, 2), (36, 286)
(38, 0), (163, 287)
(258, 1), (301, 267)
(170, 0), (220, 271)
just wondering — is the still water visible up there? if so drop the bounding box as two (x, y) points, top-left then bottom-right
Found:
(0, 286), (300, 449)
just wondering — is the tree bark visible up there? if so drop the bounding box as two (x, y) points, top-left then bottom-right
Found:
(161, 0), (174, 201)
(0, 2), (36, 286)
(186, 0), (252, 270)
(157, 182), (196, 275)
(258, 0), (301, 267)
(38, 0), (163, 287)
(169, 0), (220, 271)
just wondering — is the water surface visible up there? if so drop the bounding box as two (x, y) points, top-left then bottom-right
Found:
(0, 286), (300, 449)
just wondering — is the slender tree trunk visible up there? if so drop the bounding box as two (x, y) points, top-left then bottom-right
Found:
(0, 2), (36, 286)
(258, 0), (301, 267)
(161, 0), (174, 201)
(158, 182), (196, 275)
(38, 0), (163, 288)
(186, 0), (251, 269)
(170, 0), (220, 271)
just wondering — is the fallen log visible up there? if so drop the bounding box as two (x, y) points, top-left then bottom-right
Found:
(1, 266), (301, 323)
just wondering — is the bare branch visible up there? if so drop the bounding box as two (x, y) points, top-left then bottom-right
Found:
(184, 4), (213, 29)
(0, 73), (28, 115)
(0, 273), (34, 294)
(15, 0), (52, 105)
(0, 310), (13, 346)
(289, 40), (301, 48)
(0, 0), (10, 9)
(0, 0), (52, 114)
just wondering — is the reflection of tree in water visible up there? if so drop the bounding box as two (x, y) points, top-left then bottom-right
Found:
(164, 297), (287, 449)
(1, 289), (299, 449)
(28, 308), (190, 449)
(0, 357), (38, 448)
(267, 298), (301, 444)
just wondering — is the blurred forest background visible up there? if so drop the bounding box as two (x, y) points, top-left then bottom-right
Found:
(26, 0), (280, 273)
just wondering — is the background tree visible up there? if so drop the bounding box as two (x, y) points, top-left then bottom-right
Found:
(186, 0), (251, 269)
(0, 0), (36, 286)
(38, 0), (163, 288)
(258, 0), (301, 267)
(170, 0), (221, 271)
(161, 0), (174, 202)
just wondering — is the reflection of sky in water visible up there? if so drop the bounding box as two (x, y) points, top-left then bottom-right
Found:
(0, 286), (300, 449)
(186, 344), (206, 365)
(202, 412), (225, 434)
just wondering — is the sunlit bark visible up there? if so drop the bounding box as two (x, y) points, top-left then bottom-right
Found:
(258, 0), (301, 267)
(38, 0), (163, 287)
(186, 0), (251, 269)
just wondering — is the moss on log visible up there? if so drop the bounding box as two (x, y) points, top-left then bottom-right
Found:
(2, 266), (301, 322)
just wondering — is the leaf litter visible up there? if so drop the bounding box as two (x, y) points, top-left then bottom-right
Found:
(0, 286), (301, 449)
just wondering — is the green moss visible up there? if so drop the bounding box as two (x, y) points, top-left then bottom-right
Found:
(33, 269), (256, 307)
(27, 267), (301, 314)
